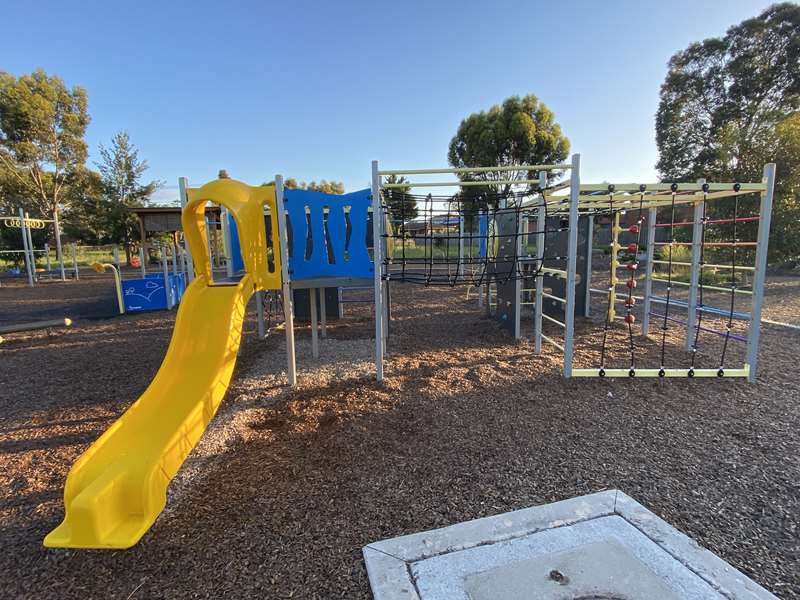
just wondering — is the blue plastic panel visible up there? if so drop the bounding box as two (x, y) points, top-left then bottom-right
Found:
(285, 188), (373, 280)
(123, 273), (186, 312)
(228, 215), (245, 273)
(478, 212), (488, 258)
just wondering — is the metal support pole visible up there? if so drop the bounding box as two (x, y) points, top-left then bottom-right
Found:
(371, 161), (385, 382)
(584, 213), (594, 317)
(162, 250), (173, 309)
(310, 288), (319, 358)
(275, 175), (297, 386)
(180, 243), (188, 278)
(641, 207), (657, 335)
(72, 243), (79, 280)
(19, 208), (34, 287)
(139, 246), (146, 277)
(685, 179), (705, 351)
(478, 210), (486, 308)
(513, 207), (523, 340)
(45, 243), (51, 273)
(171, 243), (179, 276)
(24, 212), (36, 282)
(747, 163), (776, 382)
(608, 210), (620, 321)
(458, 212), (464, 280)
(205, 215), (216, 270)
(534, 189), (546, 353)
(112, 246), (120, 272)
(320, 288), (327, 339)
(178, 177), (195, 282)
(53, 209), (65, 280)
(563, 153), (581, 377)
(221, 207), (234, 278)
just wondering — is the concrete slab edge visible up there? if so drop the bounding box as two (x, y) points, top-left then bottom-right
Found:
(365, 489), (617, 562)
(362, 547), (421, 600)
(362, 490), (618, 600)
(614, 492), (777, 600)
(362, 489), (778, 600)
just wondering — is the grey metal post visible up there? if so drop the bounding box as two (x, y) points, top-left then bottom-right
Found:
(19, 208), (34, 287)
(685, 179), (705, 351)
(24, 212), (36, 282)
(534, 175), (546, 353)
(162, 249), (173, 309)
(171, 243), (179, 276)
(320, 289), (327, 339)
(747, 163), (776, 382)
(178, 177), (195, 282)
(371, 160), (385, 382)
(310, 288), (319, 358)
(112, 246), (121, 272)
(275, 175), (297, 386)
(458, 211), (464, 280)
(584, 213), (594, 317)
(205, 215), (216, 269)
(72, 243), (79, 280)
(221, 207), (234, 278)
(180, 244), (188, 277)
(563, 154), (581, 377)
(53, 209), (65, 280)
(478, 211), (486, 309)
(513, 206), (523, 340)
(641, 207), (657, 335)
(45, 243), (51, 273)
(139, 246), (146, 277)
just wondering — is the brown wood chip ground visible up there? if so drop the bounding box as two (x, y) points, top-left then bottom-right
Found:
(0, 273), (798, 599)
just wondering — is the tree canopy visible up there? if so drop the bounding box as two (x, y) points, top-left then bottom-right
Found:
(284, 178), (345, 194)
(655, 3), (800, 261)
(382, 174), (417, 226)
(448, 94), (570, 195)
(0, 69), (90, 220)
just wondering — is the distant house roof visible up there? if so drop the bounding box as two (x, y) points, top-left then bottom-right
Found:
(129, 205), (221, 233)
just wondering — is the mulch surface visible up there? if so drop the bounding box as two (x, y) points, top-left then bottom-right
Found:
(0, 275), (798, 599)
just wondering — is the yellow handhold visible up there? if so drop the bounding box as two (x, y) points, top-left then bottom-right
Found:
(45, 180), (281, 549)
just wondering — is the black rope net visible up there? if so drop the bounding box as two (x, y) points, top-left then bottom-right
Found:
(377, 188), (570, 287)
(591, 184), (759, 377)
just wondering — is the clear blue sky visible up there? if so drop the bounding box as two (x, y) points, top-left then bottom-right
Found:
(2, 0), (775, 202)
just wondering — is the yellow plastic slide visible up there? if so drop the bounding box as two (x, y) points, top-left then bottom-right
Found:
(45, 180), (282, 549)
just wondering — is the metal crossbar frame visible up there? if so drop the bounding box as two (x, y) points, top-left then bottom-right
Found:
(574, 164), (775, 381)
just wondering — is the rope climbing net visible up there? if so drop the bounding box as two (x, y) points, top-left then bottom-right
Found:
(369, 157), (775, 383)
(570, 166), (775, 382)
(376, 188), (562, 287)
(372, 156), (582, 377)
